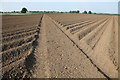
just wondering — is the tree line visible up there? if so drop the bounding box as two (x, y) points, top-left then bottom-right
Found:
(0, 7), (94, 14)
(20, 8), (93, 14)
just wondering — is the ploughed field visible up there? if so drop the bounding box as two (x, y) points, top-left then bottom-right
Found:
(2, 14), (43, 78)
(1, 13), (118, 79)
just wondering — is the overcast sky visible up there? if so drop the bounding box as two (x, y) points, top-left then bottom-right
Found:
(0, 0), (119, 14)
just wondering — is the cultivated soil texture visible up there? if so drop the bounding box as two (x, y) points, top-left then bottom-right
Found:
(1, 13), (118, 79)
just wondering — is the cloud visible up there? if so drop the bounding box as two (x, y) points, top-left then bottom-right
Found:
(1, 0), (119, 2)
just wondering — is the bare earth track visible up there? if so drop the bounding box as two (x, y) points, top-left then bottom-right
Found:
(1, 13), (118, 79)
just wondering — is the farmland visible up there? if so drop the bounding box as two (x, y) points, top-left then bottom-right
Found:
(1, 13), (118, 79)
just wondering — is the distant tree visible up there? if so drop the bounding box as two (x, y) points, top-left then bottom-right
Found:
(21, 8), (28, 13)
(76, 10), (80, 13)
(0, 12), (3, 13)
(69, 11), (72, 13)
(83, 11), (87, 14)
(69, 10), (80, 13)
(88, 11), (92, 14)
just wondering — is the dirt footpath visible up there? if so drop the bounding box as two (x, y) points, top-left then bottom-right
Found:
(31, 15), (105, 78)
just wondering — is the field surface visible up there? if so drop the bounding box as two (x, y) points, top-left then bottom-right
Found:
(1, 13), (118, 79)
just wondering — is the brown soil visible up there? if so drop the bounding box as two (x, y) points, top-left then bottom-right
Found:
(1, 13), (118, 79)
